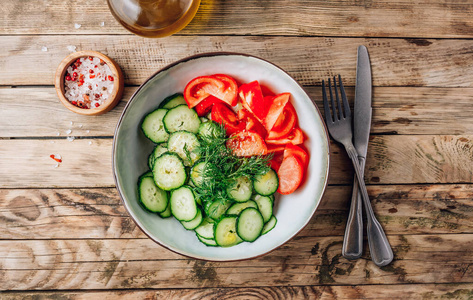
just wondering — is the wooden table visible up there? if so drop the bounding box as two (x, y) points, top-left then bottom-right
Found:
(1, 1), (473, 299)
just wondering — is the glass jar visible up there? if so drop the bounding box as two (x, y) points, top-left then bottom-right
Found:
(107, 0), (201, 38)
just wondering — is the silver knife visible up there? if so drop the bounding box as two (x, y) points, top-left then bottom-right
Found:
(342, 45), (371, 260)
(343, 45), (393, 266)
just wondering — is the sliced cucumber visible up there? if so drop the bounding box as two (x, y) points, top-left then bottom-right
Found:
(195, 217), (215, 239)
(253, 169), (279, 196)
(262, 215), (277, 235)
(138, 176), (168, 213)
(254, 195), (273, 223)
(159, 200), (172, 218)
(148, 144), (168, 169)
(170, 186), (198, 221)
(153, 153), (186, 191)
(197, 121), (225, 143)
(214, 216), (242, 247)
(167, 131), (201, 166)
(205, 200), (232, 221)
(226, 176), (253, 202)
(226, 200), (258, 216)
(140, 170), (154, 179)
(141, 108), (169, 143)
(163, 104), (201, 134)
(159, 93), (187, 109)
(200, 117), (209, 123)
(181, 208), (203, 230)
(236, 207), (264, 242)
(197, 234), (217, 246)
(190, 160), (207, 188)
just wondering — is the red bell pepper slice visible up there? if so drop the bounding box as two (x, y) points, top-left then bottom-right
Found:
(267, 102), (298, 140)
(237, 109), (267, 139)
(263, 93), (290, 132)
(194, 95), (223, 117)
(277, 155), (304, 194)
(184, 74), (238, 108)
(226, 131), (268, 157)
(210, 102), (243, 135)
(266, 127), (304, 145)
(238, 81), (266, 121)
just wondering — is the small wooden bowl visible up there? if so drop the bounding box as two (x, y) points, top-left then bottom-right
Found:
(55, 50), (124, 116)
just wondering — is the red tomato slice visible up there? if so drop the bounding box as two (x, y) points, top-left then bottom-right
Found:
(266, 127), (304, 145)
(237, 109), (268, 139)
(263, 93), (290, 131)
(267, 102), (297, 140)
(184, 76), (226, 108)
(211, 102), (244, 135)
(226, 131), (268, 157)
(260, 84), (276, 97)
(267, 144), (286, 153)
(194, 95), (223, 116)
(277, 155), (304, 194)
(212, 74), (238, 106)
(284, 144), (309, 169)
(238, 81), (266, 121)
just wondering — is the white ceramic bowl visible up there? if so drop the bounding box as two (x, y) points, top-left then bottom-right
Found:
(113, 53), (330, 261)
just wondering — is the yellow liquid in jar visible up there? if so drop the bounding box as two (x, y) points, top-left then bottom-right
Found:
(107, 0), (200, 37)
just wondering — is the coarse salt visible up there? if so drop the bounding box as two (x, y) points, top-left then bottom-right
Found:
(66, 129), (72, 135)
(88, 141), (92, 145)
(41, 46), (48, 52)
(79, 124), (83, 128)
(67, 136), (75, 142)
(56, 132), (60, 136)
(69, 121), (73, 126)
(100, 22), (105, 27)
(67, 45), (77, 52)
(86, 130), (90, 133)
(63, 56), (115, 109)
(74, 23), (81, 29)
(54, 163), (59, 168)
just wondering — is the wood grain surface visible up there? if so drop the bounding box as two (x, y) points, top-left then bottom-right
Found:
(2, 0), (473, 39)
(2, 86), (473, 137)
(1, 36), (473, 87)
(2, 284), (473, 299)
(1, 135), (472, 188)
(1, 234), (472, 290)
(1, 184), (472, 240)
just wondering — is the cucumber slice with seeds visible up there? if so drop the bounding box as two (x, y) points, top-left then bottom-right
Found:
(226, 176), (253, 202)
(148, 144), (168, 169)
(254, 195), (273, 223)
(197, 121), (225, 143)
(197, 234), (217, 246)
(262, 215), (277, 235)
(253, 169), (278, 196)
(141, 108), (169, 143)
(163, 104), (201, 134)
(170, 186), (198, 221)
(205, 200), (232, 221)
(195, 217), (215, 239)
(181, 208), (203, 230)
(214, 216), (242, 247)
(152, 153), (187, 191)
(226, 200), (258, 216)
(159, 93), (187, 109)
(167, 131), (201, 166)
(190, 160), (207, 187)
(236, 207), (264, 242)
(138, 176), (168, 213)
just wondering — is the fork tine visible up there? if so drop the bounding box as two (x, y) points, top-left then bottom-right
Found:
(338, 75), (351, 118)
(333, 76), (344, 120)
(322, 80), (333, 124)
(328, 78), (338, 121)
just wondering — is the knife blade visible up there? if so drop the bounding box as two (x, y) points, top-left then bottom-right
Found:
(341, 45), (372, 260)
(354, 45), (372, 158)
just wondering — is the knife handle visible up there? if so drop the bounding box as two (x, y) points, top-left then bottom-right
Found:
(345, 144), (394, 267)
(342, 159), (364, 260)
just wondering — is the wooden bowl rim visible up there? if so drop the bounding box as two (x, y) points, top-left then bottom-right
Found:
(54, 50), (124, 116)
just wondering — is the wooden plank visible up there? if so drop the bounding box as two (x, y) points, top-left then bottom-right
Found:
(1, 0), (473, 38)
(1, 234), (472, 290)
(1, 135), (473, 188)
(1, 36), (473, 87)
(1, 185), (472, 239)
(2, 284), (473, 299)
(2, 86), (473, 137)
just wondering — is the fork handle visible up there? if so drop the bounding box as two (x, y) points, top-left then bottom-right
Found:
(342, 157), (364, 260)
(345, 144), (394, 267)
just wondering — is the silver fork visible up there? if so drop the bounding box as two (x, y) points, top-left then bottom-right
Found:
(322, 75), (393, 267)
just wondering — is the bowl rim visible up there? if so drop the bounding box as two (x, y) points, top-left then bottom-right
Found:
(54, 50), (124, 116)
(112, 52), (331, 261)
